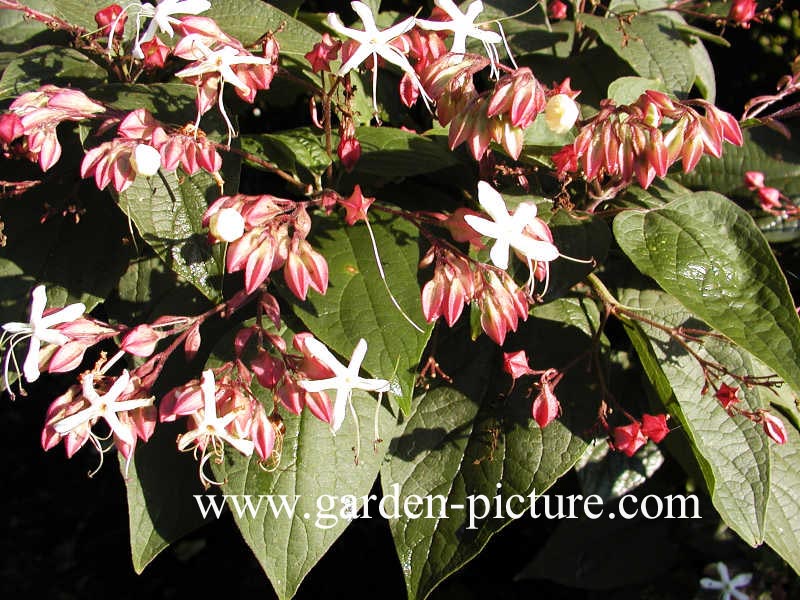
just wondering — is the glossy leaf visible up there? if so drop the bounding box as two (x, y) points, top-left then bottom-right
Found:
(382, 299), (599, 600)
(618, 287), (770, 545)
(0, 45), (106, 99)
(614, 192), (800, 397)
(353, 126), (459, 177)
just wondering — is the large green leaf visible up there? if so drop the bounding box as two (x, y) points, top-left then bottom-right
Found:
(286, 212), (433, 414)
(613, 192), (800, 397)
(205, 0), (321, 57)
(764, 414), (800, 573)
(382, 298), (599, 600)
(675, 127), (800, 198)
(353, 126), (459, 178)
(206, 321), (402, 600)
(608, 0), (716, 101)
(580, 13), (696, 96)
(0, 45), (106, 100)
(618, 286), (771, 545)
(123, 422), (212, 573)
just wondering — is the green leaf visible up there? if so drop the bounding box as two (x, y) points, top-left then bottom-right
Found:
(580, 13), (696, 96)
(353, 126), (459, 178)
(764, 414), (800, 574)
(50, 0), (118, 30)
(241, 128), (329, 185)
(0, 45), (107, 99)
(117, 169), (226, 304)
(607, 76), (667, 105)
(675, 127), (800, 198)
(543, 208), (611, 301)
(613, 192), (800, 397)
(617, 287), (770, 545)
(123, 423), (212, 573)
(607, 0), (717, 100)
(205, 0), (321, 57)
(285, 212), (432, 414)
(207, 321), (402, 600)
(0, 1), (51, 50)
(383, 299), (599, 600)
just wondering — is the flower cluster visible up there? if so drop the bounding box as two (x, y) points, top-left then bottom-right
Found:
(0, 86), (105, 171)
(554, 90), (743, 191)
(202, 194), (328, 298)
(744, 170), (798, 216)
(80, 108), (222, 192)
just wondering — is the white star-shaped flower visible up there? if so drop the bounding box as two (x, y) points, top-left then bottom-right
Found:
(463, 181), (559, 270)
(177, 369), (255, 457)
(327, 1), (429, 113)
(175, 36), (274, 144)
(699, 562), (752, 600)
(416, 0), (502, 56)
(298, 337), (390, 433)
(53, 370), (154, 447)
(132, 0), (212, 58)
(2, 285), (85, 386)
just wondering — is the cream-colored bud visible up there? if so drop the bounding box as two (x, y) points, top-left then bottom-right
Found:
(131, 144), (161, 176)
(544, 94), (580, 135)
(209, 208), (245, 242)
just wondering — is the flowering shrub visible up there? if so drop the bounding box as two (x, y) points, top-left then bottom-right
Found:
(1, 0), (799, 597)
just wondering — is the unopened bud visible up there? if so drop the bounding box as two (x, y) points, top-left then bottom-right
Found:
(209, 207), (246, 242)
(131, 143), (161, 176)
(544, 94), (579, 135)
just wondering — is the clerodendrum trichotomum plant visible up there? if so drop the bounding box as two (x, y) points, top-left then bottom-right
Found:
(1, 0), (800, 597)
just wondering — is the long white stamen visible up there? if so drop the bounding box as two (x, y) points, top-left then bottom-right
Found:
(496, 21), (518, 70)
(363, 216), (425, 333)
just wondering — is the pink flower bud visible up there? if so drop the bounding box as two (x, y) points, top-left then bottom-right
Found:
(762, 412), (787, 445)
(548, 0), (568, 20)
(758, 187), (782, 210)
(338, 135), (361, 172)
(0, 113), (24, 143)
(95, 4), (126, 35)
(48, 341), (87, 373)
(305, 33), (341, 73)
(277, 376), (305, 415)
(184, 323), (201, 361)
(121, 324), (163, 357)
(729, 0), (758, 28)
(251, 351), (285, 389)
(250, 407), (277, 461)
(531, 373), (560, 428)
(744, 171), (765, 190)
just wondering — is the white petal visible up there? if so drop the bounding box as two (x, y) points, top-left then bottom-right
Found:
(223, 432), (255, 456)
(489, 240), (511, 270)
(179, 0), (211, 15)
(731, 590), (749, 600)
(355, 377), (390, 392)
(716, 562), (731, 583)
(449, 34), (467, 56)
(105, 369), (132, 402)
(471, 28), (502, 44)
(477, 181), (511, 224)
(730, 573), (752, 587)
(2, 322), (31, 334)
(113, 397), (155, 412)
(200, 369), (217, 417)
(465, 1), (485, 20)
(377, 46), (417, 76)
(337, 43), (374, 75)
(54, 405), (99, 434)
(39, 302), (85, 328)
(380, 15), (417, 41)
(348, 339), (369, 374)
(435, 0), (462, 18)
(326, 12), (363, 40)
(699, 578), (724, 590)
(36, 329), (69, 346)
(415, 18), (454, 32)
(331, 386), (351, 432)
(30, 285), (48, 322)
(463, 214), (502, 239)
(350, 1), (377, 33)
(512, 235), (559, 262)
(23, 336), (41, 382)
(298, 377), (338, 393)
(104, 410), (135, 446)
